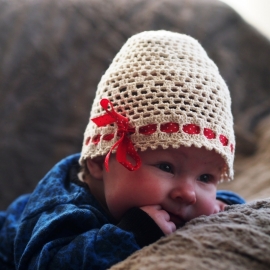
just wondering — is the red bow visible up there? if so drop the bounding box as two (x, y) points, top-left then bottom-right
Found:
(91, 99), (141, 171)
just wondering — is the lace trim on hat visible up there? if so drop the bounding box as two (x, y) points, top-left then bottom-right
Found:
(85, 122), (234, 153)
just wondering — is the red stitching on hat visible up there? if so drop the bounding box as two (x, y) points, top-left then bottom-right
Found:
(161, 122), (179, 133)
(103, 134), (114, 141)
(139, 124), (157, 135)
(183, 124), (200, 134)
(230, 143), (234, 153)
(219, 135), (228, 146)
(90, 122), (232, 151)
(92, 135), (101, 144)
(203, 128), (216, 139)
(85, 137), (91, 145)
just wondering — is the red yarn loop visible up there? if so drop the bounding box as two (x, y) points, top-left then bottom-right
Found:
(183, 124), (200, 134)
(203, 128), (216, 139)
(219, 135), (229, 146)
(139, 124), (157, 135)
(103, 134), (114, 141)
(161, 122), (179, 133)
(92, 135), (101, 145)
(85, 137), (91, 145)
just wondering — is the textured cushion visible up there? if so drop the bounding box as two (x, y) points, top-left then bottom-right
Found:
(110, 199), (270, 270)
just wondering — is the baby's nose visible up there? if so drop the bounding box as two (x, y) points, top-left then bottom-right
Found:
(170, 181), (196, 205)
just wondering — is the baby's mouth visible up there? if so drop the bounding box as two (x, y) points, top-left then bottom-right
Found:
(168, 212), (186, 228)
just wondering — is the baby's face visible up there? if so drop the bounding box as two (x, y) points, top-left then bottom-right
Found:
(102, 146), (225, 226)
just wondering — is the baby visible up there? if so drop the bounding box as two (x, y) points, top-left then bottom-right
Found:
(0, 30), (244, 270)
(80, 30), (242, 235)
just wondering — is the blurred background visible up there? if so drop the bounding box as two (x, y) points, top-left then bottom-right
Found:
(220, 0), (270, 40)
(0, 0), (269, 210)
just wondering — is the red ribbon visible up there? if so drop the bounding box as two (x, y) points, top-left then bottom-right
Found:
(91, 99), (141, 171)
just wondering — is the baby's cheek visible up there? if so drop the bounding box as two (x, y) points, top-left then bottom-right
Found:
(204, 199), (226, 215)
(105, 194), (129, 221)
(106, 191), (150, 220)
(195, 187), (218, 215)
(200, 197), (220, 216)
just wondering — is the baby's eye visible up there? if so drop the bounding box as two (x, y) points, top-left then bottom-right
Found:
(198, 174), (212, 183)
(158, 163), (173, 173)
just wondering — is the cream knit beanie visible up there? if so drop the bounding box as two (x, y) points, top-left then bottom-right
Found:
(80, 30), (235, 181)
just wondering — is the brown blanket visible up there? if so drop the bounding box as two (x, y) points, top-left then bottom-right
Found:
(111, 199), (270, 270)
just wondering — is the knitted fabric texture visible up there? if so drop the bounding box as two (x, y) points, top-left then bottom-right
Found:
(80, 30), (235, 180)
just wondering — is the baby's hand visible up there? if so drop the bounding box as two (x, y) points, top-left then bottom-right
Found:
(140, 205), (176, 235)
(215, 199), (227, 212)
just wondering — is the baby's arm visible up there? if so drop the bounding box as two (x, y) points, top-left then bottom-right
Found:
(14, 205), (155, 269)
(13, 203), (165, 269)
(117, 207), (165, 246)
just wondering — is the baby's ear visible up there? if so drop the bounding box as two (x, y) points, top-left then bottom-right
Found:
(86, 157), (104, 180)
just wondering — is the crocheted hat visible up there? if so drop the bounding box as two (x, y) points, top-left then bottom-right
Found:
(80, 30), (235, 181)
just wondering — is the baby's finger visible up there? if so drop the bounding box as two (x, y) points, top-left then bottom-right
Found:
(158, 209), (171, 222)
(162, 221), (177, 235)
(140, 205), (162, 216)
